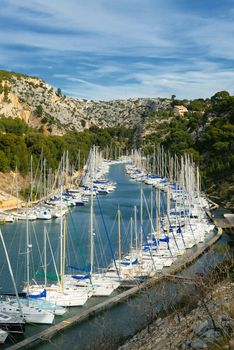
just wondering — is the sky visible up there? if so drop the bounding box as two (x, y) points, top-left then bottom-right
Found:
(0, 0), (234, 100)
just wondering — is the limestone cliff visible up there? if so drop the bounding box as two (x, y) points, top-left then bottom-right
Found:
(0, 71), (172, 135)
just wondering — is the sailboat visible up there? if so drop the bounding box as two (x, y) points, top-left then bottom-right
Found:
(66, 147), (120, 296)
(0, 217), (54, 324)
(0, 229), (25, 334)
(24, 194), (92, 307)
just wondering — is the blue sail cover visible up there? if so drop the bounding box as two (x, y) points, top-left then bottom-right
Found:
(71, 274), (90, 280)
(94, 180), (108, 184)
(177, 226), (182, 233)
(121, 258), (138, 266)
(29, 288), (46, 299)
(143, 246), (150, 251)
(159, 236), (169, 243)
(148, 175), (161, 179)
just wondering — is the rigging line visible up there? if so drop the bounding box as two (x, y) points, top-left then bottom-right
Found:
(122, 218), (131, 255)
(68, 209), (90, 273)
(46, 228), (60, 284)
(141, 191), (157, 271)
(181, 189), (197, 244)
(172, 197), (187, 247)
(31, 220), (43, 274)
(0, 221), (20, 277)
(66, 213), (79, 269)
(94, 214), (107, 270)
(96, 194), (119, 278)
(160, 191), (180, 250)
(109, 210), (118, 239)
(142, 191), (158, 243)
(120, 213), (131, 253)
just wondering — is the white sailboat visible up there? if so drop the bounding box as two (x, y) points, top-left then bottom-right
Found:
(0, 227), (54, 325)
(25, 194), (92, 307)
(67, 147), (120, 296)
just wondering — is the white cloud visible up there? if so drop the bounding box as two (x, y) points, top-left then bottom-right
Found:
(0, 0), (233, 100)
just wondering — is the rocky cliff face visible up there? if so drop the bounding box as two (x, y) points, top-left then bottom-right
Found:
(119, 281), (234, 350)
(0, 72), (172, 134)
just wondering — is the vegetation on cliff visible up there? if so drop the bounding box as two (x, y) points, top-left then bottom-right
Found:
(0, 117), (131, 176)
(0, 68), (233, 206)
(142, 91), (234, 207)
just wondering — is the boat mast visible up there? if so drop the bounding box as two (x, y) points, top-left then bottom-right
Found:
(44, 226), (47, 289)
(90, 147), (94, 276)
(157, 189), (161, 238)
(166, 187), (170, 237)
(61, 216), (66, 293)
(150, 190), (153, 232)
(118, 207), (121, 273)
(0, 228), (23, 316)
(140, 185), (143, 260)
(130, 216), (133, 262)
(30, 155), (33, 202)
(26, 203), (30, 300)
(60, 186), (63, 288)
(134, 205), (138, 252)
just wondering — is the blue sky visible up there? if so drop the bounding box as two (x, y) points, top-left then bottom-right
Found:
(0, 0), (234, 100)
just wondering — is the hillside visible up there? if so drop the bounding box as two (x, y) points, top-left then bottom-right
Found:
(141, 92), (234, 208)
(0, 70), (171, 135)
(0, 69), (233, 208)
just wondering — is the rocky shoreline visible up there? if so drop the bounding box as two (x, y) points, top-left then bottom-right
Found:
(119, 281), (234, 350)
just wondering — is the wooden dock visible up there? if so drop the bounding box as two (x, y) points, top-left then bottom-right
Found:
(7, 230), (223, 350)
(213, 214), (234, 233)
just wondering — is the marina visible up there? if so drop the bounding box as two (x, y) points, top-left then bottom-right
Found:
(0, 150), (229, 349)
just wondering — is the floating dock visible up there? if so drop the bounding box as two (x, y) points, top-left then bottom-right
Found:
(7, 229), (222, 350)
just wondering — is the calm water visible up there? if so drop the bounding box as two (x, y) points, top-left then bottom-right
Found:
(0, 164), (232, 349)
(0, 163), (155, 291)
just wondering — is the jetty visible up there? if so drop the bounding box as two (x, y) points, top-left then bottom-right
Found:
(7, 229), (222, 350)
(212, 214), (234, 234)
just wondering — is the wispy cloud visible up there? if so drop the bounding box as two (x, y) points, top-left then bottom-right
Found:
(0, 0), (233, 99)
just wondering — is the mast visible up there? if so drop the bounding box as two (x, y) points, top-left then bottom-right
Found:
(44, 226), (47, 289)
(130, 216), (133, 262)
(157, 189), (161, 238)
(43, 158), (46, 198)
(150, 190), (153, 231)
(60, 186), (63, 287)
(66, 150), (69, 190)
(134, 205), (138, 256)
(15, 166), (19, 212)
(90, 147), (94, 276)
(196, 166), (200, 197)
(30, 155), (33, 202)
(140, 185), (143, 260)
(166, 187), (170, 237)
(0, 228), (23, 316)
(61, 216), (66, 293)
(26, 203), (30, 300)
(118, 207), (121, 273)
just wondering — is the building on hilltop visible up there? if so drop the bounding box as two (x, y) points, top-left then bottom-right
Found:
(173, 105), (188, 116)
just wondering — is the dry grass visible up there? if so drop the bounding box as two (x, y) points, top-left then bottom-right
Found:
(0, 171), (29, 210)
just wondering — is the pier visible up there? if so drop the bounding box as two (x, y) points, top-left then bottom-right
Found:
(7, 230), (222, 350)
(213, 214), (234, 234)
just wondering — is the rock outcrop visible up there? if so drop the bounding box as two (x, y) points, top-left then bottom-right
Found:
(119, 282), (234, 350)
(0, 72), (172, 135)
